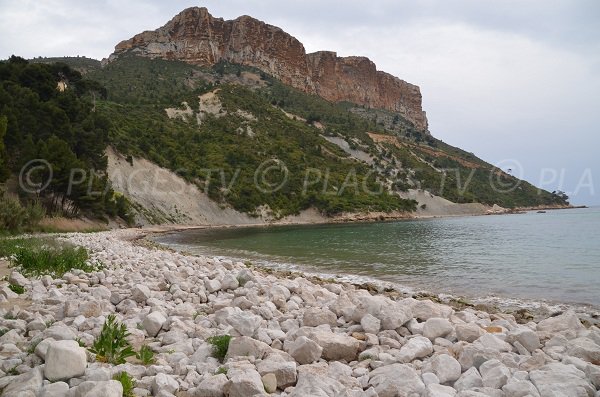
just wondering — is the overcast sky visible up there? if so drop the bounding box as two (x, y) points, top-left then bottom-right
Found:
(1, 0), (598, 205)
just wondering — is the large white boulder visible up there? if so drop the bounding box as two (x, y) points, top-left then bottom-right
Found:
(143, 311), (166, 337)
(287, 335), (323, 364)
(423, 318), (454, 341)
(369, 364), (426, 397)
(398, 336), (434, 363)
(430, 354), (462, 384)
(44, 340), (87, 381)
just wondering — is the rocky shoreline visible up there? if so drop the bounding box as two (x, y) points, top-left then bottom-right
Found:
(1, 230), (599, 397)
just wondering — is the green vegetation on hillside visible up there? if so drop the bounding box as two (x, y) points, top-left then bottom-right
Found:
(0, 56), (132, 230)
(3, 54), (568, 223)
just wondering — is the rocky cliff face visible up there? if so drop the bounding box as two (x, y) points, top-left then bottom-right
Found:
(112, 7), (428, 131)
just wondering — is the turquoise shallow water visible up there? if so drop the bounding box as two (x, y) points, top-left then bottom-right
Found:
(155, 207), (600, 307)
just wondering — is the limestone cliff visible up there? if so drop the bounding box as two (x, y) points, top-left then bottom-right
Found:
(111, 7), (428, 131)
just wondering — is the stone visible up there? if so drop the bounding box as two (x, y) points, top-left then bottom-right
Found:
(257, 354), (297, 388)
(507, 328), (540, 353)
(80, 380), (124, 397)
(361, 313), (381, 334)
(409, 298), (454, 321)
(132, 284), (151, 303)
(368, 363), (426, 397)
(454, 367), (483, 391)
(39, 381), (70, 396)
(227, 311), (262, 336)
(262, 373), (277, 393)
(423, 318), (454, 341)
(34, 337), (55, 360)
(226, 336), (271, 360)
(566, 337), (600, 364)
(191, 374), (228, 397)
(455, 323), (484, 343)
(44, 340), (87, 381)
(529, 363), (595, 397)
(288, 372), (345, 397)
(287, 335), (323, 364)
(536, 310), (584, 334)
(502, 380), (541, 397)
(205, 279), (221, 293)
(379, 302), (413, 330)
(44, 325), (77, 340)
(302, 307), (337, 327)
(225, 367), (267, 397)
(426, 383), (457, 397)
(398, 336), (434, 362)
(219, 273), (239, 290)
(8, 271), (28, 287)
(430, 354), (462, 384)
(586, 364), (600, 388)
(309, 330), (360, 362)
(1, 367), (43, 397)
(153, 373), (179, 395)
(479, 359), (510, 389)
(476, 333), (512, 352)
(143, 311), (167, 337)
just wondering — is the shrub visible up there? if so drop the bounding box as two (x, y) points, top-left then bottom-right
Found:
(0, 237), (98, 278)
(8, 284), (24, 294)
(136, 345), (155, 365)
(207, 335), (232, 362)
(89, 315), (136, 364)
(113, 371), (136, 397)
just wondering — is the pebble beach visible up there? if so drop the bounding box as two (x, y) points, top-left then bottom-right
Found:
(1, 229), (599, 397)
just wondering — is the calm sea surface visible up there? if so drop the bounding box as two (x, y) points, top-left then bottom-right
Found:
(154, 207), (600, 307)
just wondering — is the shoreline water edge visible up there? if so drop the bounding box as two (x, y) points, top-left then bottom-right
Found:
(1, 227), (599, 396)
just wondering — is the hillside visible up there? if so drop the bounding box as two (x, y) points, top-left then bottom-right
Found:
(1, 8), (569, 227)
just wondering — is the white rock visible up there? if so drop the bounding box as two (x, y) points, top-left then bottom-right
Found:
(256, 354), (297, 388)
(8, 271), (28, 287)
(288, 372), (345, 397)
(507, 328), (540, 353)
(431, 354), (462, 384)
(226, 336), (271, 360)
(287, 335), (323, 364)
(426, 383), (457, 397)
(398, 336), (434, 362)
(190, 374), (228, 397)
(204, 279), (221, 293)
(361, 313), (381, 334)
(455, 323), (484, 343)
(502, 379), (541, 397)
(143, 311), (167, 337)
(80, 380), (123, 397)
(1, 367), (43, 397)
(44, 340), (87, 382)
(132, 284), (151, 303)
(536, 310), (584, 334)
(409, 298), (453, 321)
(225, 366), (267, 397)
(529, 362), (595, 396)
(309, 330), (360, 362)
(219, 273), (239, 291)
(302, 307), (337, 327)
(479, 359), (510, 388)
(227, 311), (262, 336)
(262, 373), (277, 393)
(454, 367), (483, 391)
(423, 318), (454, 341)
(369, 363), (426, 397)
(152, 373), (179, 395)
(567, 337), (600, 364)
(39, 381), (69, 397)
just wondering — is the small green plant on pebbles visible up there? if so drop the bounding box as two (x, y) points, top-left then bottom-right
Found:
(89, 314), (135, 364)
(8, 284), (25, 294)
(75, 337), (86, 347)
(136, 345), (155, 365)
(113, 371), (136, 397)
(6, 366), (18, 375)
(0, 329), (8, 337)
(207, 335), (232, 362)
(216, 366), (228, 375)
